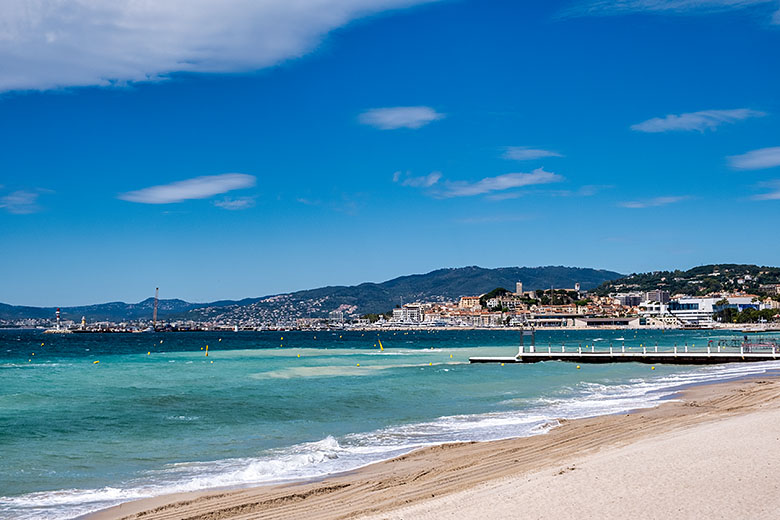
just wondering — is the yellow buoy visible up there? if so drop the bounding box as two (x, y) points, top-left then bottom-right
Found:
(147, 351), (150, 355)
(501, 363), (505, 366)
(28, 359), (31, 362)
(218, 338), (222, 342)
(651, 366), (655, 370)
(93, 360), (99, 364)
(210, 360), (213, 364)
(160, 340), (163, 344)
(41, 342), (44, 346)
(429, 362), (432, 366)
(32, 353), (35, 356)
(339, 335), (342, 339)
(450, 354), (453, 358)
(356, 363), (360, 367)
(297, 354), (300, 358)
(200, 347), (203, 350)
(281, 337), (283, 340)
(576, 365), (581, 369)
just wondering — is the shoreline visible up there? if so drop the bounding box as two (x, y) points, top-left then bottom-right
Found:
(88, 371), (780, 520)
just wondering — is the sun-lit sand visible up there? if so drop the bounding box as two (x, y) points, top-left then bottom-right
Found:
(90, 376), (780, 520)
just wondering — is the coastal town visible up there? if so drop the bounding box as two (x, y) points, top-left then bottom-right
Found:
(11, 278), (780, 333)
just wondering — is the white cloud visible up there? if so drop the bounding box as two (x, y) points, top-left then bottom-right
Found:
(0, 0), (437, 93)
(486, 191), (528, 201)
(213, 196), (255, 210)
(568, 0), (778, 19)
(393, 171), (442, 187)
(619, 195), (689, 208)
(631, 109), (766, 133)
(753, 180), (780, 200)
(503, 147), (563, 160)
(119, 173), (256, 204)
(359, 106), (444, 130)
(439, 168), (563, 198)
(728, 146), (780, 170)
(0, 190), (41, 214)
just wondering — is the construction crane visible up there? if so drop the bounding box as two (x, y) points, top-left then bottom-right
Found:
(153, 287), (159, 330)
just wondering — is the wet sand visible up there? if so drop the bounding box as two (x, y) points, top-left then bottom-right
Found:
(89, 376), (780, 520)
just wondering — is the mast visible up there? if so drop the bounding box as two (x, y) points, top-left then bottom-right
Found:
(153, 288), (159, 329)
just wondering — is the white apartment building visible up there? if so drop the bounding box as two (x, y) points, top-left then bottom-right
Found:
(639, 296), (761, 327)
(392, 304), (425, 323)
(639, 297), (718, 326)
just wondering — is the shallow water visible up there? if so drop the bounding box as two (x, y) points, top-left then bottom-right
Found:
(1, 328), (778, 519)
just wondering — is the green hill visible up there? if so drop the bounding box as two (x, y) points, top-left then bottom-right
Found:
(593, 264), (780, 297)
(184, 265), (622, 321)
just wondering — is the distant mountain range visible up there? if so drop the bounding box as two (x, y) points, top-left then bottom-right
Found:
(0, 265), (621, 322)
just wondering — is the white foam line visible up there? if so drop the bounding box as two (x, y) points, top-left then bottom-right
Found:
(4, 360), (778, 520)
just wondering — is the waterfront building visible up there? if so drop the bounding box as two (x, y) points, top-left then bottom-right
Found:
(392, 304), (425, 323)
(638, 297), (717, 326)
(573, 316), (641, 328)
(638, 296), (760, 327)
(458, 296), (481, 310)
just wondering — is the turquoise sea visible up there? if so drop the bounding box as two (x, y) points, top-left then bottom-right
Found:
(1, 328), (779, 519)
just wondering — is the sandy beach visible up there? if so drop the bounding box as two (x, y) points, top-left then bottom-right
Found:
(88, 374), (780, 520)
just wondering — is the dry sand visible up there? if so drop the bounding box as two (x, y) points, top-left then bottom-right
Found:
(90, 377), (780, 520)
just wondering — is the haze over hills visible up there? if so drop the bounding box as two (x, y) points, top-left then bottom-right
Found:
(0, 266), (621, 322)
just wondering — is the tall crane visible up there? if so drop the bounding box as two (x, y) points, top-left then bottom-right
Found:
(153, 287), (159, 330)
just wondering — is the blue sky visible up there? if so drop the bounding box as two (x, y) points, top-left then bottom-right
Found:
(1, 0), (779, 306)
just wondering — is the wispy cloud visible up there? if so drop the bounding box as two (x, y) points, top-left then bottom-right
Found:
(503, 147), (563, 160)
(439, 168), (563, 198)
(631, 109), (766, 133)
(393, 171), (442, 187)
(567, 0), (778, 21)
(752, 180), (780, 200)
(119, 174), (256, 204)
(0, 190), (42, 214)
(619, 195), (690, 208)
(728, 146), (780, 170)
(213, 196), (255, 210)
(0, 1), (438, 93)
(486, 191), (527, 201)
(359, 106), (444, 130)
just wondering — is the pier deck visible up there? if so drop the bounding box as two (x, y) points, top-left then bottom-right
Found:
(470, 349), (780, 365)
